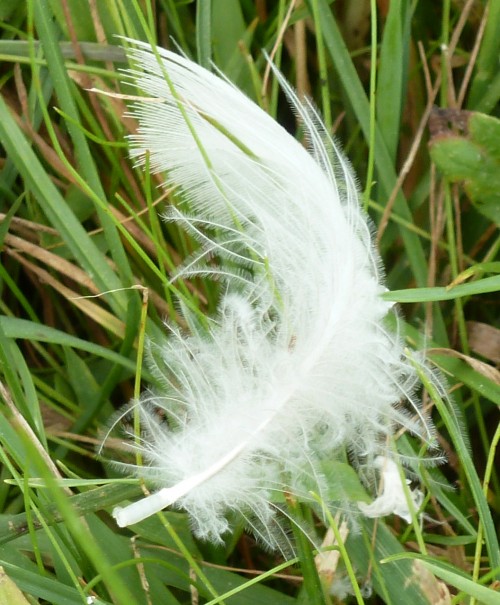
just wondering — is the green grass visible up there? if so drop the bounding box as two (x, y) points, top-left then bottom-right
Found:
(0, 1), (499, 604)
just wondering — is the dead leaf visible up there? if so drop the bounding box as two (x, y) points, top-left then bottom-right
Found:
(410, 560), (452, 605)
(315, 516), (349, 588)
(467, 321), (500, 364)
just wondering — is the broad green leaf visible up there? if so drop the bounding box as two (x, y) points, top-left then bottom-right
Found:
(320, 460), (370, 503)
(429, 111), (500, 224)
(348, 519), (434, 605)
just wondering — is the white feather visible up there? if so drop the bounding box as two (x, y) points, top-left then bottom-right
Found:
(110, 39), (433, 546)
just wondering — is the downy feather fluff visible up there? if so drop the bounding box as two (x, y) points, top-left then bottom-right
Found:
(110, 39), (433, 547)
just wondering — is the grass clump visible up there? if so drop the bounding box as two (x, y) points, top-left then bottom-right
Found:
(0, 1), (499, 604)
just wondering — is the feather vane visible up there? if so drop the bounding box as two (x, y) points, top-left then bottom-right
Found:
(110, 40), (433, 547)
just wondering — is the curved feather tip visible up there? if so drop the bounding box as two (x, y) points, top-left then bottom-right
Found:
(107, 39), (439, 547)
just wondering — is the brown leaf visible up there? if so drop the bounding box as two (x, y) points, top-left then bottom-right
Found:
(467, 321), (500, 364)
(315, 517), (349, 588)
(409, 560), (452, 605)
(428, 107), (471, 139)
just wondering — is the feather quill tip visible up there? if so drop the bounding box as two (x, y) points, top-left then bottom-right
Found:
(112, 490), (171, 527)
(112, 470), (214, 526)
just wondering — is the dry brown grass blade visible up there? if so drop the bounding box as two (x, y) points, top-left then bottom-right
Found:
(7, 98), (76, 186)
(5, 249), (126, 339)
(408, 560), (452, 605)
(5, 218), (190, 321)
(262, 0), (298, 97)
(5, 233), (101, 295)
(61, 0), (121, 146)
(314, 517), (349, 590)
(430, 347), (500, 386)
(84, 79), (140, 133)
(0, 214), (59, 238)
(5, 212), (177, 317)
(107, 201), (173, 262)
